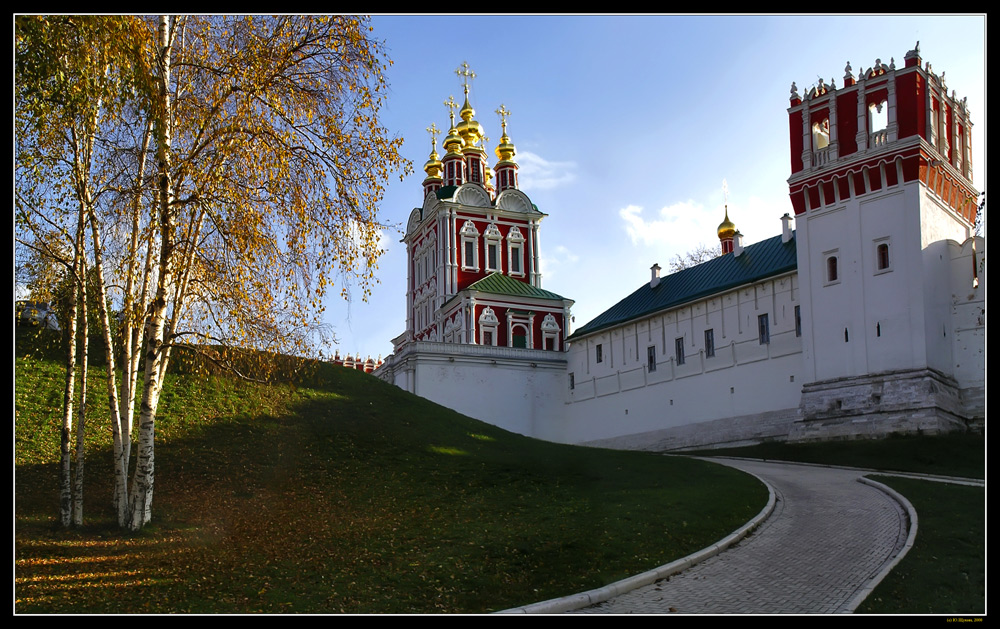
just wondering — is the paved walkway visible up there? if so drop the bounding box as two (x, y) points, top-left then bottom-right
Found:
(572, 459), (910, 614)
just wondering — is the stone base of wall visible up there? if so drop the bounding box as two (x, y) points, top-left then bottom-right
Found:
(961, 385), (985, 433)
(579, 407), (803, 452)
(790, 368), (975, 442)
(577, 369), (983, 452)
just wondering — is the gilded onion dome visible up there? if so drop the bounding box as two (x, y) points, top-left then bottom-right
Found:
(717, 207), (737, 240)
(494, 104), (517, 165)
(454, 62), (484, 150)
(495, 128), (516, 164)
(442, 96), (464, 156)
(423, 134), (443, 180)
(457, 94), (485, 149)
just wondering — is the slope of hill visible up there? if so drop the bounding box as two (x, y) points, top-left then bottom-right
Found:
(15, 330), (767, 613)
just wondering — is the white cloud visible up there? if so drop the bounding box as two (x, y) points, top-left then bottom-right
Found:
(617, 192), (794, 256)
(619, 201), (712, 251)
(516, 151), (577, 190)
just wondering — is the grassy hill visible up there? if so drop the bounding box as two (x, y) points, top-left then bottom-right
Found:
(15, 330), (767, 613)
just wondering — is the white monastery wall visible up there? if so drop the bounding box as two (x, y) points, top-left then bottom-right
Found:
(950, 237), (985, 391)
(859, 189), (915, 375)
(380, 342), (566, 437)
(918, 187), (976, 376)
(797, 180), (969, 383)
(545, 273), (803, 444)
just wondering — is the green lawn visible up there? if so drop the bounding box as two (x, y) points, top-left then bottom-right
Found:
(857, 477), (985, 614)
(687, 432), (985, 479)
(15, 332), (767, 613)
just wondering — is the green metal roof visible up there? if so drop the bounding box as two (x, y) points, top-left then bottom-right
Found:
(569, 233), (797, 340)
(466, 272), (568, 302)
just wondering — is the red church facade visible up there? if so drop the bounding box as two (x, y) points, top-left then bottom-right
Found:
(396, 64), (572, 355)
(376, 64), (574, 437)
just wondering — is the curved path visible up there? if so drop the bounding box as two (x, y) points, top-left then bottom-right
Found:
(573, 459), (911, 614)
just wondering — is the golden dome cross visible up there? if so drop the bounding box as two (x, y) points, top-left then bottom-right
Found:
(426, 123), (441, 150)
(456, 61), (476, 95)
(496, 104), (511, 135)
(443, 95), (458, 126)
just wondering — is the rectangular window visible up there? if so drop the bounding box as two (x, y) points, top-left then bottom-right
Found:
(569, 373), (575, 390)
(487, 242), (498, 271)
(675, 337), (685, 365)
(464, 241), (474, 268)
(596, 344), (603, 363)
(510, 245), (521, 273)
(647, 346), (656, 372)
(758, 314), (770, 345)
(705, 329), (715, 358)
(795, 306), (802, 337)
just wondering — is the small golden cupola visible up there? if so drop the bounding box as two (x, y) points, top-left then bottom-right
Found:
(494, 104), (519, 192)
(422, 123), (444, 198)
(718, 180), (737, 254)
(441, 94), (466, 187)
(718, 208), (737, 254)
(455, 62), (488, 187)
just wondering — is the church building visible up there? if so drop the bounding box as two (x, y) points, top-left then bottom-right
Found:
(376, 63), (574, 437)
(376, 46), (984, 450)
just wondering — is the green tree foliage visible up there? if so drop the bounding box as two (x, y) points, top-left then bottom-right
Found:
(15, 15), (411, 530)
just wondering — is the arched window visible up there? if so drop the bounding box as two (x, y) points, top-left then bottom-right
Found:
(869, 99), (888, 148)
(876, 242), (891, 271)
(511, 324), (528, 349)
(826, 255), (839, 283)
(541, 313), (561, 351)
(812, 119), (830, 150)
(478, 307), (499, 346)
(869, 101), (888, 133)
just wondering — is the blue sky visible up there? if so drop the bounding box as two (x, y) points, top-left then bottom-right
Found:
(324, 14), (986, 361)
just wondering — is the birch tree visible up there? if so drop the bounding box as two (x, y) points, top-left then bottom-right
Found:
(16, 15), (148, 527)
(16, 15), (410, 530)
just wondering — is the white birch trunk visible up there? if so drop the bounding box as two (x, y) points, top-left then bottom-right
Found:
(59, 213), (82, 528)
(73, 258), (88, 527)
(129, 15), (175, 531)
(119, 118), (154, 477)
(63, 118), (96, 527)
(88, 204), (130, 526)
